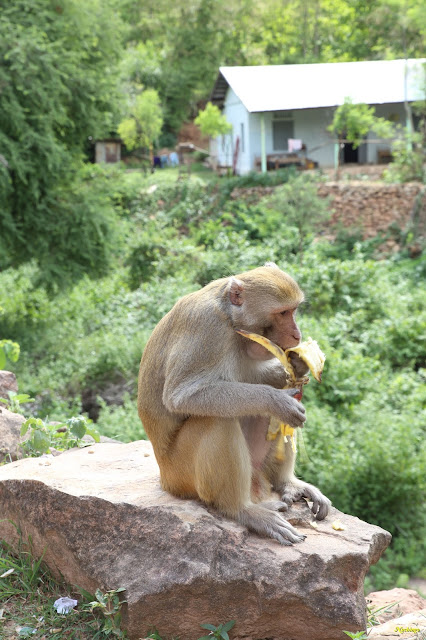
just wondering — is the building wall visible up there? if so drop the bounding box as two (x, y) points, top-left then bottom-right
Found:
(95, 141), (121, 164)
(217, 88), (251, 174)
(365, 102), (407, 163)
(248, 108), (336, 170)
(294, 107), (336, 167)
(218, 88), (410, 174)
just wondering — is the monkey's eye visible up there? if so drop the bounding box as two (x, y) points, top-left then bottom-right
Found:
(280, 310), (288, 316)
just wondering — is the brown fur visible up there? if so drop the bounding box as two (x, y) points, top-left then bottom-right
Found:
(138, 265), (330, 544)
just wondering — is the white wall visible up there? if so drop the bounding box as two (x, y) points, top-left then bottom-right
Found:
(248, 108), (335, 169)
(365, 102), (407, 163)
(218, 87), (410, 173)
(216, 88), (251, 174)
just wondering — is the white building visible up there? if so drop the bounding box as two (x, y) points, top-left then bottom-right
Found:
(210, 59), (425, 175)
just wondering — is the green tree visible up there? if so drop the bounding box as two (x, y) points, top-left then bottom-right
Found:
(195, 103), (232, 138)
(328, 98), (394, 179)
(118, 89), (163, 164)
(0, 0), (123, 284)
(195, 102), (232, 171)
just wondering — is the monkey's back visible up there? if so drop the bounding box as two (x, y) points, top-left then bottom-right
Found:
(137, 283), (228, 459)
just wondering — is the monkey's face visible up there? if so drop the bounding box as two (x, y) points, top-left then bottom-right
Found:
(230, 265), (304, 362)
(245, 307), (302, 361)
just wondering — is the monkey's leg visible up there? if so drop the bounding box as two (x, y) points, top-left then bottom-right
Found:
(162, 416), (305, 545)
(264, 434), (331, 521)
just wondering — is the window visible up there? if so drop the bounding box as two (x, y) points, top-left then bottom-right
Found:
(240, 122), (245, 152)
(272, 113), (294, 151)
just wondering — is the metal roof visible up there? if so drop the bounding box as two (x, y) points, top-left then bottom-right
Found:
(211, 59), (425, 112)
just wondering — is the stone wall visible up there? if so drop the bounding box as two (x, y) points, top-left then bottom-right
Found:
(231, 181), (426, 253)
(318, 182), (425, 242)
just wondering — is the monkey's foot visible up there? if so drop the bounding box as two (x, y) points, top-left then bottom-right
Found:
(239, 504), (306, 545)
(280, 482), (331, 521)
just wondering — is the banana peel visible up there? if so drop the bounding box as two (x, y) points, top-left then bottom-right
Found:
(237, 330), (325, 458)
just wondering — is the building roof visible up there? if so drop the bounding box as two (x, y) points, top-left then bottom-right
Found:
(211, 59), (425, 113)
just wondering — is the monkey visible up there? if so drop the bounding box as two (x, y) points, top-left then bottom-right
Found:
(137, 263), (331, 545)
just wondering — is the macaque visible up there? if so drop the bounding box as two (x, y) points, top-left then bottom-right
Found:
(137, 264), (331, 544)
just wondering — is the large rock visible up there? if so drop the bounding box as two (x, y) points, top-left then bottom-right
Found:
(368, 609), (426, 639)
(0, 370), (18, 398)
(0, 406), (26, 462)
(0, 440), (391, 640)
(367, 588), (425, 623)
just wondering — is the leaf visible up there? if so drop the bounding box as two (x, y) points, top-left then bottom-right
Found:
(0, 350), (6, 370)
(222, 621), (235, 632)
(14, 394), (34, 404)
(68, 417), (87, 440)
(32, 430), (51, 454)
(21, 420), (30, 436)
(200, 624), (217, 631)
(85, 424), (101, 442)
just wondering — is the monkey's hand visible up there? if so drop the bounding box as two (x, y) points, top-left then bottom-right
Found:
(273, 388), (306, 428)
(287, 352), (309, 379)
(280, 480), (331, 521)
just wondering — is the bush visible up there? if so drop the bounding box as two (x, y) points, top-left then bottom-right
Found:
(2, 164), (424, 591)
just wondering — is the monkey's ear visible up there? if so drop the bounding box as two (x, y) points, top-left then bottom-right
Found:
(228, 277), (244, 306)
(264, 261), (279, 269)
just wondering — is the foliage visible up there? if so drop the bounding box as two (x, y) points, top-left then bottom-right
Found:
(328, 98), (394, 148)
(384, 129), (426, 182)
(118, 89), (163, 153)
(328, 98), (394, 178)
(20, 416), (100, 456)
(0, 338), (20, 370)
(199, 620), (236, 640)
(0, 391), (34, 414)
(261, 174), (331, 257)
(1, 165), (425, 591)
(195, 103), (232, 138)
(119, 0), (426, 134)
(0, 0), (123, 284)
(86, 588), (127, 639)
(0, 530), (120, 639)
(96, 395), (145, 443)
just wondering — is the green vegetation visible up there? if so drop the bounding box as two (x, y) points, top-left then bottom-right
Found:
(119, 0), (426, 134)
(20, 415), (100, 456)
(328, 98), (395, 179)
(0, 0), (123, 287)
(1, 166), (425, 594)
(1, 1), (426, 635)
(195, 103), (232, 138)
(0, 532), (118, 639)
(118, 88), (164, 163)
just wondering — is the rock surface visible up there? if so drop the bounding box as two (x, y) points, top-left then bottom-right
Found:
(0, 440), (391, 640)
(0, 406), (26, 462)
(0, 370), (18, 399)
(368, 608), (426, 639)
(367, 588), (425, 623)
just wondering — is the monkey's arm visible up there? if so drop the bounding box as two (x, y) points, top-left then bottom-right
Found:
(255, 359), (294, 388)
(163, 376), (306, 428)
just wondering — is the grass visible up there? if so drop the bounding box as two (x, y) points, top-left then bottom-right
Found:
(0, 534), (114, 640)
